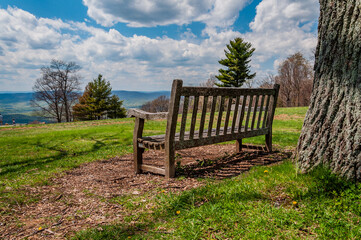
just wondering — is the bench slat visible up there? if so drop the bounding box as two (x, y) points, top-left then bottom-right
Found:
(224, 97), (232, 135)
(216, 96), (225, 135)
(189, 96), (199, 140)
(140, 164), (165, 175)
(244, 95), (253, 132)
(208, 96), (217, 137)
(199, 96), (208, 139)
(251, 94), (260, 130)
(231, 96), (240, 133)
(257, 95), (265, 129)
(238, 95), (247, 133)
(180, 96), (189, 141)
(262, 95), (271, 128)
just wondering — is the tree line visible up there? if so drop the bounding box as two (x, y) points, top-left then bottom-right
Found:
(32, 60), (126, 123)
(33, 40), (313, 122)
(139, 44), (313, 112)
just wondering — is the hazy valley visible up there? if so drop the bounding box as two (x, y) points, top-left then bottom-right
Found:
(0, 90), (170, 124)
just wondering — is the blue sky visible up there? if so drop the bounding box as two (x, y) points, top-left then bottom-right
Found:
(0, 0), (319, 91)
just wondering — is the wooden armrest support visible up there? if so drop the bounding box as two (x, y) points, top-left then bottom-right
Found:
(127, 108), (168, 120)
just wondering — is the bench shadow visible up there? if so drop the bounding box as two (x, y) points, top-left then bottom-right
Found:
(176, 150), (291, 179)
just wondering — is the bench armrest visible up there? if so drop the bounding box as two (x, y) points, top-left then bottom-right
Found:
(127, 108), (168, 120)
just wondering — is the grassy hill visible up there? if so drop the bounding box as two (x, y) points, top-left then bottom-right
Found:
(1, 107), (360, 239)
(0, 107), (304, 206)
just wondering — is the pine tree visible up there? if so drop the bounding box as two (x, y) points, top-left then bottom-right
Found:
(73, 74), (126, 120)
(215, 38), (256, 87)
(72, 84), (95, 120)
(88, 74), (112, 120)
(107, 95), (127, 119)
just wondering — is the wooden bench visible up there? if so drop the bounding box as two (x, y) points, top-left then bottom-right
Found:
(128, 79), (280, 178)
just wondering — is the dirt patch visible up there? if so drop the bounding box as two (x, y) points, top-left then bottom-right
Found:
(274, 114), (304, 120)
(0, 144), (290, 239)
(0, 121), (132, 132)
(0, 125), (49, 131)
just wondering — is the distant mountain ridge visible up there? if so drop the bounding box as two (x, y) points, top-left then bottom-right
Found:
(0, 90), (170, 124)
(112, 90), (170, 108)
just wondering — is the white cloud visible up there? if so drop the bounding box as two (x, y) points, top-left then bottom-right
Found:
(242, 0), (319, 79)
(250, 0), (318, 32)
(0, 0), (320, 92)
(0, 6), (230, 91)
(83, 0), (249, 28)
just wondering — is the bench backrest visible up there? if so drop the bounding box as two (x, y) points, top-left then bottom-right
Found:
(165, 79), (280, 150)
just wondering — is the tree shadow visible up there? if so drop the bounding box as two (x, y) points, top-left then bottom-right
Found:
(0, 134), (119, 177)
(297, 165), (359, 199)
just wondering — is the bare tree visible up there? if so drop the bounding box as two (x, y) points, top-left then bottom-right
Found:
(200, 75), (217, 87)
(31, 59), (81, 122)
(199, 75), (217, 110)
(141, 95), (169, 113)
(275, 52), (313, 107)
(258, 74), (275, 89)
(244, 78), (256, 88)
(31, 76), (64, 123)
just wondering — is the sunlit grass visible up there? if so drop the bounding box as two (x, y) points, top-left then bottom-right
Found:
(75, 161), (361, 239)
(0, 107), (306, 210)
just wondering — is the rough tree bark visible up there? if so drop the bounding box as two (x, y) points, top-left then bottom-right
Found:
(297, 0), (361, 180)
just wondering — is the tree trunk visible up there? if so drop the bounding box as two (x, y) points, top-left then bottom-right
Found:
(297, 0), (361, 181)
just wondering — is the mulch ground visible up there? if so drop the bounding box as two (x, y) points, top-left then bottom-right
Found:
(0, 144), (290, 239)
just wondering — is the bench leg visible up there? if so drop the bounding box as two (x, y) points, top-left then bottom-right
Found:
(133, 117), (145, 174)
(165, 148), (175, 178)
(236, 139), (242, 152)
(134, 146), (144, 174)
(265, 132), (272, 152)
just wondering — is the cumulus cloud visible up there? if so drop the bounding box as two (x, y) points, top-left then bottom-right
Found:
(0, 0), (320, 92)
(243, 0), (319, 78)
(83, 0), (249, 28)
(250, 0), (318, 32)
(0, 6), (230, 91)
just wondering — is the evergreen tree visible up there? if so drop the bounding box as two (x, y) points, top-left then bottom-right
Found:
(88, 74), (112, 120)
(73, 74), (126, 120)
(215, 38), (256, 87)
(72, 84), (96, 120)
(107, 95), (127, 119)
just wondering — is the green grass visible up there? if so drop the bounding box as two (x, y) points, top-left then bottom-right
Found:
(2, 106), (361, 239)
(0, 107), (305, 209)
(0, 119), (166, 208)
(74, 161), (361, 239)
